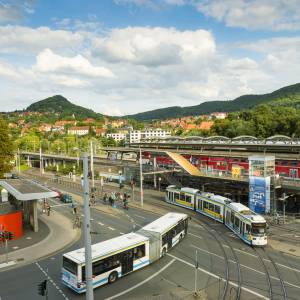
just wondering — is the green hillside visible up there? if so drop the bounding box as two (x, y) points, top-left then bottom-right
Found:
(26, 95), (102, 120)
(127, 83), (300, 121)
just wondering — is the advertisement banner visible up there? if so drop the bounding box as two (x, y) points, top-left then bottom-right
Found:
(249, 176), (270, 214)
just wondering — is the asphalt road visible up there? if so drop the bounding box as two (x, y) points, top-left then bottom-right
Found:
(0, 182), (300, 300)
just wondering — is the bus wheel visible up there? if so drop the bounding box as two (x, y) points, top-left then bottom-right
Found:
(108, 271), (118, 283)
(162, 248), (167, 257)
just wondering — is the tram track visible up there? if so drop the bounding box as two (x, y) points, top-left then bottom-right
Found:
(254, 247), (288, 300)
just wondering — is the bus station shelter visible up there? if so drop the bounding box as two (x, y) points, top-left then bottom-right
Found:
(0, 179), (57, 233)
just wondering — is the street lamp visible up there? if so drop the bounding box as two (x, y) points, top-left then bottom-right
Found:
(278, 193), (293, 224)
(158, 177), (162, 192)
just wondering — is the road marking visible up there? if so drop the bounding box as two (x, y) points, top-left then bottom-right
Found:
(90, 218), (94, 221)
(105, 259), (176, 300)
(35, 262), (69, 300)
(275, 262), (300, 274)
(120, 232), (125, 235)
(167, 253), (269, 300)
(188, 232), (203, 240)
(134, 214), (146, 219)
(190, 244), (300, 289)
(98, 222), (104, 226)
(108, 226), (115, 231)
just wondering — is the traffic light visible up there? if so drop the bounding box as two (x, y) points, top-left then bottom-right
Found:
(38, 280), (47, 296)
(8, 232), (14, 240)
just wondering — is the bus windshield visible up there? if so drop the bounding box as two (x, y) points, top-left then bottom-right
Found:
(251, 223), (266, 235)
(63, 256), (77, 275)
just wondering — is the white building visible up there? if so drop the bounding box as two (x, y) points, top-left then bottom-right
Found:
(129, 128), (171, 143)
(68, 126), (89, 136)
(106, 133), (127, 142)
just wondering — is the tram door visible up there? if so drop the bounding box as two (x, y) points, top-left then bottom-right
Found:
(121, 249), (134, 275)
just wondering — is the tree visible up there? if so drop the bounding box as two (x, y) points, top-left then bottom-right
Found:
(0, 117), (14, 177)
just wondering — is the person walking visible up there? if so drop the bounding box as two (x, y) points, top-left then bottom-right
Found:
(103, 193), (108, 204)
(46, 202), (51, 216)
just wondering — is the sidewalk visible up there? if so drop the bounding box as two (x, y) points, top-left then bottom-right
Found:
(0, 209), (80, 271)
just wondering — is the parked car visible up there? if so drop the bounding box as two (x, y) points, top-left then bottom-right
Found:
(52, 188), (63, 200)
(61, 194), (73, 203)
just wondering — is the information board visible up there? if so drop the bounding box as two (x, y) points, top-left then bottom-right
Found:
(249, 176), (270, 214)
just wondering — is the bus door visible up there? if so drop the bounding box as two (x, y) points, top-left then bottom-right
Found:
(121, 249), (134, 275)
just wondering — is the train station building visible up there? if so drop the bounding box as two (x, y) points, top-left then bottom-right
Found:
(0, 178), (57, 239)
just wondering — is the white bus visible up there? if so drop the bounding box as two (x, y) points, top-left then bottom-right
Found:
(138, 212), (189, 257)
(62, 232), (150, 293)
(62, 212), (189, 293)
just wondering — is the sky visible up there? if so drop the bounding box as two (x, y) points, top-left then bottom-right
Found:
(0, 0), (300, 116)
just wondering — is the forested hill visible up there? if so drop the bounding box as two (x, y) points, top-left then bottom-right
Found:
(26, 95), (102, 119)
(127, 83), (300, 121)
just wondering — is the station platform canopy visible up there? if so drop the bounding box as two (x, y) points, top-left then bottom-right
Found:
(0, 179), (58, 201)
(166, 151), (201, 176)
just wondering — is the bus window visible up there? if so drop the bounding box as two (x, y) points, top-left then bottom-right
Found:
(134, 244), (145, 260)
(63, 257), (77, 275)
(185, 195), (192, 203)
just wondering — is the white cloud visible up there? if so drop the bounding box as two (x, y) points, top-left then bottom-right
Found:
(92, 26), (216, 66)
(34, 49), (115, 78)
(0, 23), (299, 114)
(0, 25), (84, 55)
(0, 61), (19, 78)
(195, 0), (300, 31)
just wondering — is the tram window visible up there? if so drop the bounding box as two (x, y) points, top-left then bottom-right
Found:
(180, 193), (185, 201)
(245, 224), (251, 234)
(282, 161), (288, 166)
(134, 244), (145, 260)
(185, 195), (192, 203)
(174, 193), (180, 201)
(231, 212), (234, 223)
(203, 201), (208, 209)
(215, 205), (220, 214)
(234, 217), (239, 228)
(209, 203), (214, 211)
(290, 161), (298, 166)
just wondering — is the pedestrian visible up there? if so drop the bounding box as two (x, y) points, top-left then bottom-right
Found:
(46, 202), (51, 216)
(111, 192), (116, 207)
(91, 193), (95, 205)
(103, 193), (108, 204)
(109, 195), (113, 206)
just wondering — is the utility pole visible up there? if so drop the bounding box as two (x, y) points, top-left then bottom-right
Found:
(82, 153), (94, 300)
(139, 148), (143, 207)
(17, 148), (21, 174)
(194, 249), (198, 296)
(90, 140), (95, 189)
(153, 157), (157, 189)
(40, 145), (42, 176)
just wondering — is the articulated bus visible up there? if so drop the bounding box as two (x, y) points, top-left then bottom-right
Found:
(62, 212), (188, 293)
(166, 185), (267, 246)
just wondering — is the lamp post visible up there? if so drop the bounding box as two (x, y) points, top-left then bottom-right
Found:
(158, 177), (162, 192)
(139, 148), (143, 207)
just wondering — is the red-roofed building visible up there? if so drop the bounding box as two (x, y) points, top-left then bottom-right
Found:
(95, 128), (106, 137)
(199, 121), (214, 130)
(68, 126), (89, 136)
(55, 120), (77, 127)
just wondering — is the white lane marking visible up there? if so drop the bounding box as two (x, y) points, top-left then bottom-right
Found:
(98, 222), (104, 226)
(275, 262), (300, 274)
(188, 232), (203, 240)
(190, 244), (300, 289)
(134, 214), (146, 220)
(120, 232), (125, 235)
(167, 254), (269, 300)
(108, 226), (115, 231)
(90, 218), (94, 221)
(105, 259), (175, 300)
(36, 262), (69, 300)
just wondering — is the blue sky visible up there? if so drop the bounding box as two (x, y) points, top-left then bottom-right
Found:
(0, 0), (300, 115)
